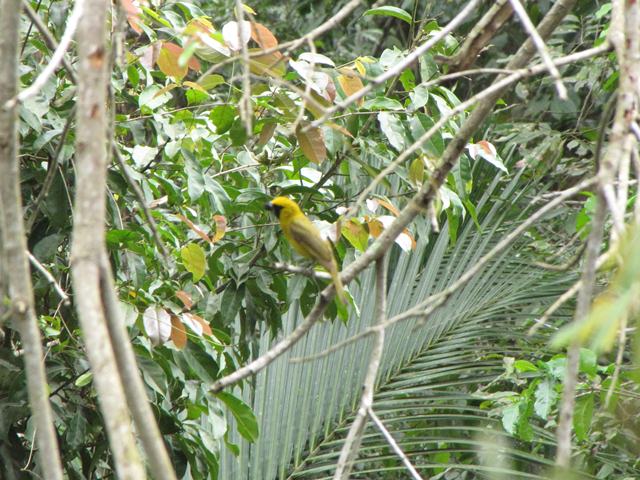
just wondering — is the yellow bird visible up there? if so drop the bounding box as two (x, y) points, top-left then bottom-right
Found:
(265, 196), (346, 303)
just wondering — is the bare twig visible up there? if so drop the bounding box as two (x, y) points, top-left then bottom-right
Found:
(309, 0), (482, 129)
(333, 256), (387, 480)
(445, 0), (513, 72)
(235, 0), (252, 137)
(351, 43), (608, 215)
(27, 251), (69, 304)
(368, 408), (423, 480)
(6, 0), (84, 108)
(274, 262), (332, 280)
(605, 313), (628, 409)
(0, 0), (63, 476)
(26, 109), (75, 232)
(507, 0), (567, 99)
(554, 198), (605, 468)
(112, 145), (170, 259)
(292, 176), (597, 364)
(20, 0), (77, 84)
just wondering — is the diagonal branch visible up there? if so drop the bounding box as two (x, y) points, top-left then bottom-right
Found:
(6, 0), (83, 108)
(211, 0), (580, 394)
(508, 0), (567, 99)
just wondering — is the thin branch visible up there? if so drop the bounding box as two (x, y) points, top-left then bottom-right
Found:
(367, 408), (424, 480)
(0, 0), (63, 475)
(211, 291), (332, 392)
(507, 0), (567, 99)
(350, 43), (608, 215)
(273, 262), (331, 280)
(26, 108), (75, 232)
(112, 145), (170, 259)
(292, 176), (597, 364)
(99, 257), (177, 480)
(27, 251), (69, 304)
(20, 0), (77, 84)
(333, 256), (387, 480)
(554, 198), (605, 468)
(234, 0), (252, 137)
(310, 0), (482, 129)
(5, 0), (84, 108)
(445, 0), (513, 72)
(527, 250), (611, 335)
(71, 0), (146, 476)
(604, 313), (628, 409)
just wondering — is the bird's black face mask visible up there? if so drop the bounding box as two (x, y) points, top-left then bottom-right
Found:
(264, 201), (283, 218)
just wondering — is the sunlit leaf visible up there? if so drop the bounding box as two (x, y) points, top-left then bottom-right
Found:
(181, 243), (207, 281)
(378, 112), (406, 151)
(143, 307), (172, 346)
(157, 42), (188, 80)
(364, 6), (412, 24)
(212, 215), (227, 242)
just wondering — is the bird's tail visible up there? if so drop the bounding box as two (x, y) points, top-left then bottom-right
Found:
(330, 261), (347, 304)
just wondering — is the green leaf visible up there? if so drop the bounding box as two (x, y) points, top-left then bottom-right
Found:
(210, 105), (237, 134)
(75, 371), (93, 387)
(181, 243), (207, 281)
(579, 348), (598, 376)
(514, 360), (538, 373)
(573, 393), (594, 442)
(217, 391), (259, 442)
(378, 112), (406, 152)
(501, 402), (519, 435)
(361, 97), (404, 111)
(364, 6), (412, 24)
(533, 379), (557, 419)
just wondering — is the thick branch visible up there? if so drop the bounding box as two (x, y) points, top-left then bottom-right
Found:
(71, 0), (145, 477)
(0, 0), (63, 477)
(211, 0), (580, 393)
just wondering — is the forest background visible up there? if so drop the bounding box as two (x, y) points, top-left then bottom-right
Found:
(0, 0), (638, 479)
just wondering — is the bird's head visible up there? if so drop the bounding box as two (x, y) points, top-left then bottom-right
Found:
(265, 196), (303, 220)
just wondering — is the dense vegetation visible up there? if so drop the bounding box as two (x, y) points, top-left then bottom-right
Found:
(0, 0), (638, 479)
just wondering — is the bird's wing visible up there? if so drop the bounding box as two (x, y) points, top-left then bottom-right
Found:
(288, 216), (334, 265)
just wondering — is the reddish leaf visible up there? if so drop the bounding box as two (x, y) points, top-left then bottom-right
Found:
(189, 313), (213, 336)
(176, 290), (193, 310)
(295, 122), (326, 164)
(376, 199), (401, 216)
(157, 42), (188, 80)
(170, 315), (187, 349)
(212, 215), (227, 243)
(120, 0), (143, 34)
(367, 218), (384, 238)
(251, 22), (278, 49)
(178, 213), (213, 244)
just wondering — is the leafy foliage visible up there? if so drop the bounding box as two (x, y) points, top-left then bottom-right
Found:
(2, 1), (638, 479)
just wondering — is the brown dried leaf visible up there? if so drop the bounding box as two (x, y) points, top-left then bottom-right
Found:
(295, 122), (326, 164)
(176, 290), (193, 310)
(178, 214), (213, 244)
(190, 313), (213, 336)
(170, 315), (187, 349)
(251, 22), (278, 49)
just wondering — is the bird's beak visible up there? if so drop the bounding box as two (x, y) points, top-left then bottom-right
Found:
(264, 201), (273, 211)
